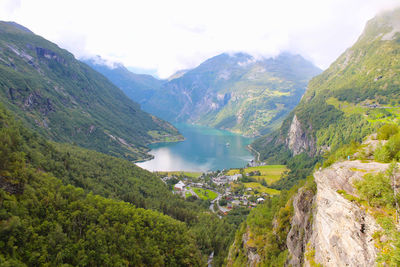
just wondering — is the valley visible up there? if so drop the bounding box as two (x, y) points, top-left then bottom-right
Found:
(1, 4), (400, 267)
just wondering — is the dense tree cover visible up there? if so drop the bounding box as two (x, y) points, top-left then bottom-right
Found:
(0, 106), (202, 266)
(0, 105), (239, 266)
(227, 177), (315, 266)
(0, 21), (181, 161)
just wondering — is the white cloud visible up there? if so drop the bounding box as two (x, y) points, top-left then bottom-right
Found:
(0, 0), (399, 78)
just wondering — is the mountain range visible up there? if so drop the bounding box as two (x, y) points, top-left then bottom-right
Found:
(86, 52), (321, 136)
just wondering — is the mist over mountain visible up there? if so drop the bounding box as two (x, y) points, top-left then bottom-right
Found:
(89, 52), (321, 136)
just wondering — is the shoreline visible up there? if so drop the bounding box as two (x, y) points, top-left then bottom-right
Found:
(247, 144), (260, 162)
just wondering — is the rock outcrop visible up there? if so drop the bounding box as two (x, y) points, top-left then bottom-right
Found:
(286, 115), (315, 156)
(286, 187), (315, 266)
(304, 160), (388, 267)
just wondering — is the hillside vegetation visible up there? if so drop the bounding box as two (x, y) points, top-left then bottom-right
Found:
(252, 8), (400, 189)
(0, 105), (202, 266)
(0, 21), (181, 161)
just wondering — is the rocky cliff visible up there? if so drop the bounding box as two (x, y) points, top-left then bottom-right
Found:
(228, 134), (399, 266)
(303, 160), (386, 266)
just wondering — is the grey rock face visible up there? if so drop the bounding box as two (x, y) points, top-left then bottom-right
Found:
(286, 115), (315, 156)
(286, 187), (315, 266)
(307, 161), (387, 267)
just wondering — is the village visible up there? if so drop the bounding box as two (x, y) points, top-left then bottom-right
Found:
(156, 164), (285, 215)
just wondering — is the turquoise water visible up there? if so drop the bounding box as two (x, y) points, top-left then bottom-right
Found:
(136, 124), (254, 172)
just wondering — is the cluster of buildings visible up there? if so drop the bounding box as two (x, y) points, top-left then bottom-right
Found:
(221, 192), (266, 210)
(161, 172), (271, 216)
(212, 173), (242, 185)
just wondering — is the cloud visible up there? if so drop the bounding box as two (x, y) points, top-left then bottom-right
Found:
(0, 0), (399, 78)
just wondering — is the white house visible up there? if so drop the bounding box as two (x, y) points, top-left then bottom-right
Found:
(174, 181), (185, 191)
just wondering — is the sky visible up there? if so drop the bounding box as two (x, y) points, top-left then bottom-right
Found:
(0, 0), (399, 78)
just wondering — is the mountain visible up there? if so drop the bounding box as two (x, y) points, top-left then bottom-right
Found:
(84, 56), (164, 105)
(90, 52), (321, 137)
(0, 21), (181, 161)
(252, 8), (400, 177)
(227, 8), (400, 266)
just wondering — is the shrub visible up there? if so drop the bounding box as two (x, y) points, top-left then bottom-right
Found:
(354, 172), (394, 208)
(377, 124), (399, 140)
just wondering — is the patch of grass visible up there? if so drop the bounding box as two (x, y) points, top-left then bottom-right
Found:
(326, 97), (400, 125)
(350, 167), (368, 172)
(185, 191), (193, 198)
(227, 165), (286, 185)
(305, 242), (323, 267)
(336, 189), (362, 204)
(193, 188), (218, 200)
(243, 182), (280, 195)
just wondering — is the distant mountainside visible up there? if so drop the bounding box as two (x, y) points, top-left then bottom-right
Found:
(89, 53), (321, 136)
(253, 8), (400, 164)
(84, 56), (164, 105)
(0, 21), (181, 161)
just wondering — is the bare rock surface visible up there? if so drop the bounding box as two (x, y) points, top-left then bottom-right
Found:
(307, 160), (388, 267)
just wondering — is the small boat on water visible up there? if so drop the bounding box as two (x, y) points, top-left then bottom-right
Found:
(226, 142), (230, 147)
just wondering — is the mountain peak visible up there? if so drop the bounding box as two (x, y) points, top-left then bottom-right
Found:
(0, 21), (34, 34)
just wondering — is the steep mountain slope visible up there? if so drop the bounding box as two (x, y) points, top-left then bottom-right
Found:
(253, 8), (400, 163)
(91, 53), (320, 136)
(0, 102), (241, 266)
(0, 105), (202, 266)
(227, 9), (400, 266)
(0, 21), (181, 161)
(84, 56), (164, 105)
(227, 132), (400, 266)
(146, 52), (321, 136)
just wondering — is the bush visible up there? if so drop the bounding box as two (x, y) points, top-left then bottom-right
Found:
(374, 144), (391, 162)
(219, 198), (227, 206)
(377, 124), (399, 140)
(354, 172), (394, 208)
(375, 133), (400, 162)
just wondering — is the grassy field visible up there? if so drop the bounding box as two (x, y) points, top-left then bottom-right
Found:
(243, 182), (280, 195)
(226, 165), (286, 185)
(156, 171), (202, 178)
(326, 97), (400, 125)
(185, 191), (193, 198)
(192, 188), (218, 201)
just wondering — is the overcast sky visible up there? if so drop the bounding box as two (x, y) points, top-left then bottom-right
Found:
(1, 0), (399, 78)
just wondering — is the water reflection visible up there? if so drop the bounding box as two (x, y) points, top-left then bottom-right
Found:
(136, 124), (254, 172)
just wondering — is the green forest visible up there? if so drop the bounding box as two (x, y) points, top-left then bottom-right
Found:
(0, 105), (240, 266)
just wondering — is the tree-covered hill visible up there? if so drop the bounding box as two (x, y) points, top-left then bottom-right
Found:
(0, 21), (181, 162)
(0, 103), (240, 266)
(0, 105), (201, 266)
